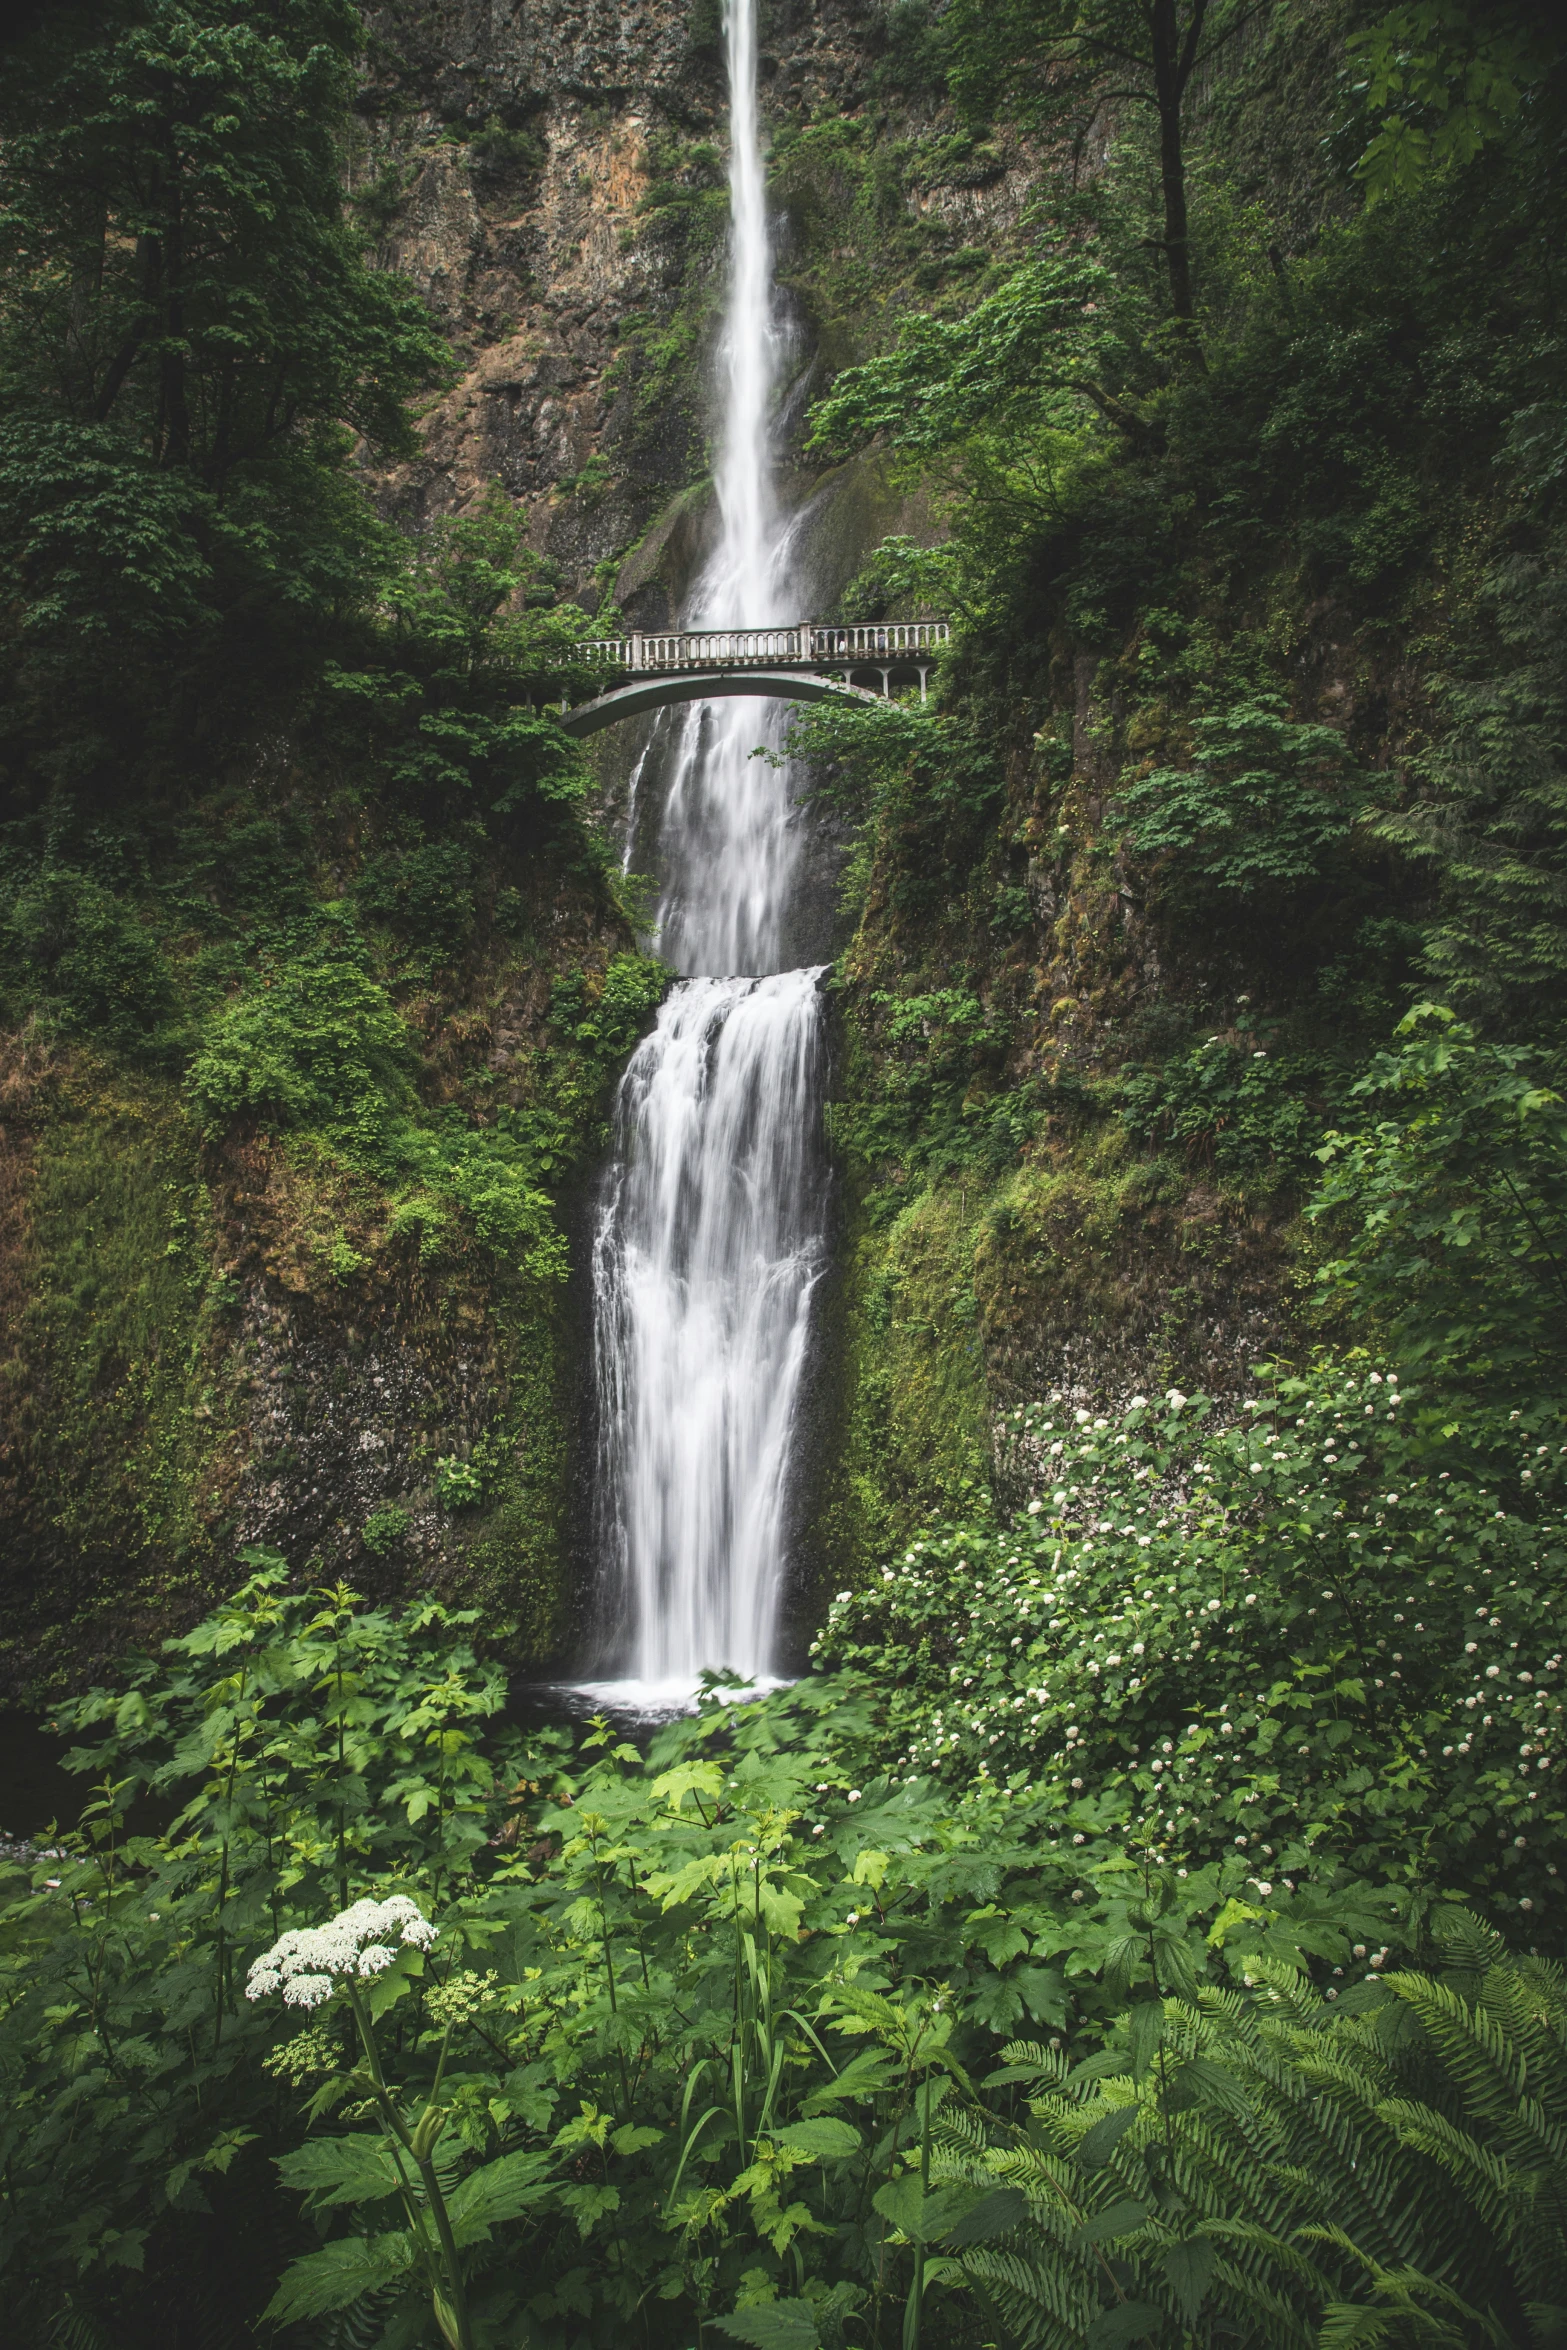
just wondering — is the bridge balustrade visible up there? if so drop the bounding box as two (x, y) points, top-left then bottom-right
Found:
(564, 621), (949, 672)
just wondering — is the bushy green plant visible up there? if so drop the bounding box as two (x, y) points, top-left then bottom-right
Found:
(0, 1564), (515, 2334)
(814, 1362), (1567, 1922)
(1111, 694), (1370, 899)
(0, 860), (175, 1054)
(362, 1504), (411, 1554)
(945, 1912), (1567, 2350)
(1310, 1005), (1567, 1388)
(1116, 1035), (1346, 1180)
(434, 1456), (485, 1510)
(185, 937), (414, 1148)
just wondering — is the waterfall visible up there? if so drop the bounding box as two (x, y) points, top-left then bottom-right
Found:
(582, 0), (828, 1704)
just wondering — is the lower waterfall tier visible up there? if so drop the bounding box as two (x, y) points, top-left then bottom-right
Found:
(586, 967), (829, 1701)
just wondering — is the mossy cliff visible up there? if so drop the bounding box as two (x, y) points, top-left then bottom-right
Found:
(0, 716), (664, 1694)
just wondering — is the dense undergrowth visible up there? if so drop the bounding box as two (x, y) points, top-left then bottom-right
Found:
(3, 1404), (1565, 2347)
(784, 0), (1567, 1568)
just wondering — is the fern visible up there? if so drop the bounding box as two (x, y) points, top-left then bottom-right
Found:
(934, 1926), (1567, 2347)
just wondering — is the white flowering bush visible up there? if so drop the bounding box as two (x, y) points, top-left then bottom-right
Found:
(813, 1362), (1567, 1923)
(245, 1894), (437, 2009)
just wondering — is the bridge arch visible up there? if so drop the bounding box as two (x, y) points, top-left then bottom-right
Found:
(558, 668), (880, 739)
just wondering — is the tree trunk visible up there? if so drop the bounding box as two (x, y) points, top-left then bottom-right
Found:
(156, 97), (190, 466)
(1148, 0), (1206, 363)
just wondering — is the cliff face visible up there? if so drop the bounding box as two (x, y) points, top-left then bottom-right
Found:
(0, 819), (640, 1696)
(352, 0), (1032, 616)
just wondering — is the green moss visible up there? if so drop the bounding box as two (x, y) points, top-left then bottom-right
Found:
(0, 1062), (232, 1685)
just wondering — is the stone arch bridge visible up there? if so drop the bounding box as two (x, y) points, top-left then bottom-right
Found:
(557, 621), (949, 738)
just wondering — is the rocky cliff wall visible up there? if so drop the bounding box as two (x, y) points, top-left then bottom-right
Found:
(352, 0), (1034, 619)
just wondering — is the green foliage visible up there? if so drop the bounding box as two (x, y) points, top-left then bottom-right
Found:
(362, 1505), (411, 1555)
(0, 860), (176, 1055)
(1116, 1034), (1347, 1181)
(807, 251), (1120, 458)
(0, 1566), (515, 2333)
(181, 936), (665, 1284)
(1309, 1005), (1567, 1389)
(950, 1914), (1567, 2349)
(1112, 694), (1371, 899)
(936, 0), (1251, 331)
(185, 936), (413, 1149)
(434, 1457), (485, 1511)
(816, 1362), (1567, 1919)
(832, 982), (1027, 1196)
(1375, 476), (1567, 1042)
(0, 0), (445, 697)
(1346, 2), (1543, 206)
(4, 1554), (1563, 2346)
(466, 115), (547, 185)
(323, 492), (600, 818)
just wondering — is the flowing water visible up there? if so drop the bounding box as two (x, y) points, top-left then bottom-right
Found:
(581, 0), (829, 1707)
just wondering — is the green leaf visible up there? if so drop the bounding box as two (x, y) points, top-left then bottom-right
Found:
(803, 2049), (897, 2110)
(1162, 2236), (1216, 2321)
(263, 2231), (416, 2322)
(945, 2186), (1027, 2246)
(1127, 1999), (1164, 2082)
(1084, 2302), (1163, 2349)
(274, 2135), (404, 2209)
(1080, 2103), (1143, 2168)
(713, 2302), (820, 2350)
(446, 2148), (553, 2247)
(769, 2119), (862, 2162)
(1073, 2199), (1152, 2248)
(873, 2177), (1022, 2246)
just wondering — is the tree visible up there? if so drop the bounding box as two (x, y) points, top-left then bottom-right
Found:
(0, 0), (446, 685)
(0, 0), (441, 481)
(942, 0), (1265, 349)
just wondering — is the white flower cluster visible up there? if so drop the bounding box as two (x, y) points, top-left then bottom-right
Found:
(245, 1894), (437, 2010)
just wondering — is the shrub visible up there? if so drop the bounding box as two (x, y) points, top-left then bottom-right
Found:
(1116, 1034), (1344, 1179)
(434, 1456), (485, 1509)
(361, 1503), (411, 1554)
(0, 862), (174, 1053)
(1309, 1003), (1567, 1390)
(814, 1361), (1567, 1922)
(186, 943), (412, 1148)
(1111, 691), (1370, 899)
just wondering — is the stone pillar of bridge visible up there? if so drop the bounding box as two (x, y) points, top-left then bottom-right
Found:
(630, 630), (644, 672)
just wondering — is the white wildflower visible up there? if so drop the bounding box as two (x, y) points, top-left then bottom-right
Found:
(246, 1895), (437, 2006)
(282, 1974), (335, 2009)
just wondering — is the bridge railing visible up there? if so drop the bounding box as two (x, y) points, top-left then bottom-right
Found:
(566, 620), (949, 671)
(806, 622), (949, 661)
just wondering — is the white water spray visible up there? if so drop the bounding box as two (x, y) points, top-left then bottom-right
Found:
(584, 0), (827, 1704)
